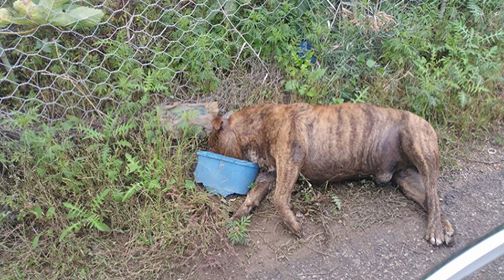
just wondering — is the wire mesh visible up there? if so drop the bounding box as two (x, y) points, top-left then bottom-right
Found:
(0, 0), (332, 123)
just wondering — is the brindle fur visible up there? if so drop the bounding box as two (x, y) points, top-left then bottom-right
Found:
(207, 103), (454, 246)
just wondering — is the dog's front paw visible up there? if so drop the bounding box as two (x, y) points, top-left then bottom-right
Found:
(232, 204), (251, 220)
(425, 217), (454, 246)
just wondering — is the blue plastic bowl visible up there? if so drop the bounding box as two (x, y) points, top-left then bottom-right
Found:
(194, 150), (259, 196)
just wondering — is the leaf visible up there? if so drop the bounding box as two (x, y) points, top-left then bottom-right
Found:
(46, 206), (56, 219)
(309, 68), (326, 81)
(92, 188), (110, 210)
(125, 153), (141, 175)
(35, 38), (53, 54)
(0, 8), (12, 27)
(467, 0), (483, 22)
(366, 59), (376, 68)
(116, 140), (132, 148)
(32, 233), (42, 248)
(12, 0), (35, 17)
(112, 191), (124, 202)
(31, 205), (44, 219)
(80, 125), (104, 141)
(306, 88), (317, 97)
(298, 84), (308, 96)
(38, 0), (69, 10)
(88, 215), (111, 232)
(50, 6), (104, 28)
(3, 3), (31, 25)
(184, 180), (196, 192)
(91, 220), (111, 232)
(284, 80), (299, 92)
(332, 97), (345, 104)
(227, 216), (250, 245)
(4, 0), (102, 29)
(63, 202), (85, 219)
(122, 183), (141, 202)
(113, 120), (136, 138)
(13, 0), (49, 23)
(458, 91), (468, 108)
(224, 0), (238, 15)
(147, 179), (160, 191)
(100, 145), (110, 165)
(59, 221), (82, 241)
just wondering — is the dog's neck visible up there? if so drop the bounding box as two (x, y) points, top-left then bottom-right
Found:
(229, 111), (275, 169)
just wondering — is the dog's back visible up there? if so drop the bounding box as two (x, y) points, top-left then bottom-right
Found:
(247, 103), (436, 183)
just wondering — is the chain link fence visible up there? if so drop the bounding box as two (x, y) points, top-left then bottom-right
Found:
(0, 0), (336, 123)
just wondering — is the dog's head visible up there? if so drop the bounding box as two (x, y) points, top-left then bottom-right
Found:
(206, 113), (242, 159)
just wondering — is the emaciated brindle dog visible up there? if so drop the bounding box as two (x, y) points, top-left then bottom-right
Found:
(204, 103), (454, 246)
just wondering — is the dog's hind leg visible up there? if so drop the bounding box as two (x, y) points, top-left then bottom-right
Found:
(232, 172), (275, 219)
(398, 122), (455, 246)
(393, 168), (454, 244)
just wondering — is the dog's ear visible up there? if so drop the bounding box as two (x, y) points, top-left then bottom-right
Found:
(209, 111), (233, 132)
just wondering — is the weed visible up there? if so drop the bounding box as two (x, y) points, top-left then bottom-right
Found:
(227, 216), (251, 246)
(331, 194), (342, 212)
(0, 96), (229, 277)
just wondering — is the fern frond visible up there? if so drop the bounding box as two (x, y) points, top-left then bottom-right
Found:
(113, 120), (136, 138)
(79, 125), (104, 142)
(92, 188), (110, 212)
(59, 221), (83, 241)
(482, 31), (504, 45)
(116, 139), (132, 148)
(467, 0), (484, 22)
(458, 91), (468, 108)
(122, 182), (142, 202)
(101, 144), (110, 166)
(87, 214), (111, 232)
(125, 153), (141, 175)
(63, 202), (86, 220)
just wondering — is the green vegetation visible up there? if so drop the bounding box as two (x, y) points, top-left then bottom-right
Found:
(331, 194), (342, 212)
(1, 99), (230, 277)
(0, 0), (104, 29)
(1, 0), (504, 278)
(227, 216), (251, 245)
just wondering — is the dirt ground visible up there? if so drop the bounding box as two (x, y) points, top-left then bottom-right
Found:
(177, 127), (504, 280)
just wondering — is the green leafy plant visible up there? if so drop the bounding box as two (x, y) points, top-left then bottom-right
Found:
(0, 0), (104, 29)
(379, 1), (504, 127)
(282, 48), (328, 99)
(227, 216), (251, 245)
(331, 194), (342, 211)
(60, 188), (111, 240)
